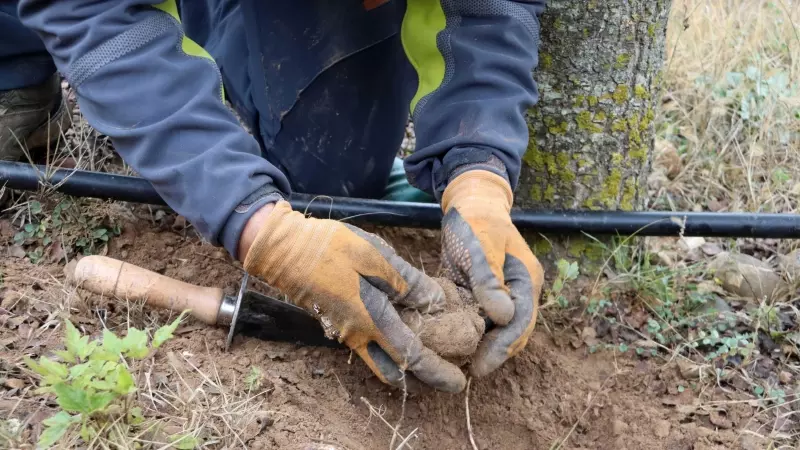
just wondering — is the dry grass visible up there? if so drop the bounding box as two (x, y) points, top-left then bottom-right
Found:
(655, 0), (800, 221)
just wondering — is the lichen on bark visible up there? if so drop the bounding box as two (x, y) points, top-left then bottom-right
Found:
(518, 1), (671, 213)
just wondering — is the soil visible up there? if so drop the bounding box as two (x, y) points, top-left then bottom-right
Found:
(1, 219), (769, 449)
(400, 278), (484, 363)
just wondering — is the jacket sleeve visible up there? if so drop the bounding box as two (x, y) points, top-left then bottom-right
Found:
(401, 0), (546, 199)
(18, 0), (290, 258)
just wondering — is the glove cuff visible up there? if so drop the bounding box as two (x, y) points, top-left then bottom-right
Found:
(441, 170), (513, 214)
(243, 200), (335, 300)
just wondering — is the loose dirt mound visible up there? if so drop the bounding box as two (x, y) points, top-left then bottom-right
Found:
(2, 222), (763, 449)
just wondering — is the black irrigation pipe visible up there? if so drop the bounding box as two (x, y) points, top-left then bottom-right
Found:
(2, 161), (800, 239)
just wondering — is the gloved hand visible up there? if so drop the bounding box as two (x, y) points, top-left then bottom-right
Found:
(244, 201), (467, 393)
(441, 170), (544, 377)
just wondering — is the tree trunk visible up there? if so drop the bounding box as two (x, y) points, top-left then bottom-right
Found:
(518, 1), (672, 262)
(518, 1), (671, 212)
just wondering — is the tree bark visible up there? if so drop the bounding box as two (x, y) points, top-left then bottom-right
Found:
(518, 1), (672, 213)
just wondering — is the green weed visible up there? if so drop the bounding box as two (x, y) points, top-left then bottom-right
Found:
(24, 313), (189, 448)
(12, 198), (120, 263)
(545, 259), (580, 308)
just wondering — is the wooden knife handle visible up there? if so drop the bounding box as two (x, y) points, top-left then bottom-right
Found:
(73, 255), (223, 325)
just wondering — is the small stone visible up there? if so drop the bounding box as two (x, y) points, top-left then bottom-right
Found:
(154, 210), (166, 221)
(312, 368), (325, 377)
(709, 252), (785, 301)
(654, 419), (671, 438)
(779, 371), (793, 384)
(612, 419), (629, 436)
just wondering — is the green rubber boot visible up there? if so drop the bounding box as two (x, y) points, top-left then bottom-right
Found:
(382, 157), (435, 203)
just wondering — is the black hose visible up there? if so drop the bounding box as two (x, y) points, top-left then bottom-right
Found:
(2, 161), (799, 238)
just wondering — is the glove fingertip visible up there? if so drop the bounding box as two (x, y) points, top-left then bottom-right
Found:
(468, 342), (508, 378)
(412, 347), (467, 393)
(477, 288), (515, 325)
(363, 342), (404, 386)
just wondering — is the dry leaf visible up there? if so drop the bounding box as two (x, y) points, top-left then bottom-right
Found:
(8, 245), (26, 259)
(3, 378), (25, 390)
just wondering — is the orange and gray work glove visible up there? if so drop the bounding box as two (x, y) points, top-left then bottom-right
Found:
(441, 170), (545, 377)
(243, 201), (467, 393)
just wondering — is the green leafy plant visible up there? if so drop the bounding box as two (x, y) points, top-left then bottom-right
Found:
(24, 313), (187, 448)
(546, 259), (580, 308)
(13, 198), (121, 263)
(699, 64), (799, 143)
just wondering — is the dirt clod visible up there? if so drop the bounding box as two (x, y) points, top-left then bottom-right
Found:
(613, 419), (629, 436)
(399, 278), (484, 363)
(654, 419), (671, 438)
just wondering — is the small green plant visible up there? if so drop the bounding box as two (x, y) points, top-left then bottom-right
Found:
(13, 198), (121, 263)
(546, 259), (580, 308)
(25, 313), (187, 448)
(245, 367), (263, 391)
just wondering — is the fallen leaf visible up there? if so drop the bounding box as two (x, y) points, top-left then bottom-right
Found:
(17, 324), (33, 340)
(677, 360), (707, 380)
(172, 216), (188, 231)
(0, 336), (18, 348)
(680, 236), (706, 251)
(8, 245), (26, 259)
(707, 199), (727, 212)
(0, 291), (22, 310)
(47, 238), (67, 263)
(3, 378), (26, 390)
(633, 339), (659, 349)
(709, 252), (785, 301)
(581, 327), (599, 347)
(8, 316), (26, 328)
(63, 259), (79, 285)
(656, 140), (682, 179)
(700, 242), (723, 256)
(709, 409), (733, 429)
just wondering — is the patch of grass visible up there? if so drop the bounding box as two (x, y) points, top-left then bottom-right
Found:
(655, 0), (800, 229)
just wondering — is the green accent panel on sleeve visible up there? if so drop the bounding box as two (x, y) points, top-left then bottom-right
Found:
(401, 0), (447, 114)
(153, 0), (225, 99)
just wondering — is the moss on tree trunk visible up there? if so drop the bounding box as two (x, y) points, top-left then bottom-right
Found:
(519, 1), (672, 264)
(518, 1), (671, 213)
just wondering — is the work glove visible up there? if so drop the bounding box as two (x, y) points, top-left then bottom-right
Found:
(441, 170), (544, 377)
(244, 201), (467, 393)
